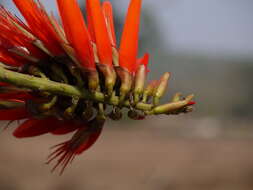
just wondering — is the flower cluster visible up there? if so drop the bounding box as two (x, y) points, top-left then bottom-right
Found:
(0, 0), (195, 174)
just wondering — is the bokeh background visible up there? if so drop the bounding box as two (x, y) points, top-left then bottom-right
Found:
(0, 0), (253, 189)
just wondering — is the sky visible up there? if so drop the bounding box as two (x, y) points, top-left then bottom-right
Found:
(3, 0), (253, 58)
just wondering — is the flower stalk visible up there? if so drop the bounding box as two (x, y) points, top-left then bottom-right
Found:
(0, 65), (193, 114)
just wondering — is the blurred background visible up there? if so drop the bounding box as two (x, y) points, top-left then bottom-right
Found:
(0, 0), (253, 189)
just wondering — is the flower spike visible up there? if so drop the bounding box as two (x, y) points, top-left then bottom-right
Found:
(0, 0), (195, 175)
(119, 0), (142, 74)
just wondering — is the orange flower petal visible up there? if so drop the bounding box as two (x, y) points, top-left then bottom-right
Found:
(0, 47), (26, 66)
(86, 0), (96, 42)
(86, 0), (112, 66)
(119, 0), (142, 73)
(12, 0), (63, 56)
(102, 1), (117, 47)
(57, 0), (95, 70)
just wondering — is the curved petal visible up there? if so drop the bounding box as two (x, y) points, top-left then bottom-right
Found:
(12, 0), (63, 56)
(13, 117), (61, 138)
(102, 1), (117, 47)
(0, 6), (46, 59)
(119, 0), (142, 73)
(86, 0), (112, 66)
(57, 0), (95, 70)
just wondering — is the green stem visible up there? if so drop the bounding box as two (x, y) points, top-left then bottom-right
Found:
(0, 66), (152, 111)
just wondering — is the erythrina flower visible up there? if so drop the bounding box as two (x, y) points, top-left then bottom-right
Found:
(102, 1), (117, 47)
(57, 0), (96, 71)
(0, 0), (195, 174)
(86, 0), (113, 67)
(119, 0), (142, 74)
(13, 0), (64, 56)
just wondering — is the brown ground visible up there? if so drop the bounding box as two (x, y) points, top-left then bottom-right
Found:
(0, 117), (253, 190)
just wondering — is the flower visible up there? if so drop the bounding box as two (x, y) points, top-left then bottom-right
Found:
(0, 0), (195, 174)
(85, 0), (113, 67)
(13, 0), (64, 56)
(57, 0), (95, 70)
(119, 0), (142, 74)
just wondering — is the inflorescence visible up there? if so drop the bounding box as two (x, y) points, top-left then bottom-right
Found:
(0, 0), (195, 174)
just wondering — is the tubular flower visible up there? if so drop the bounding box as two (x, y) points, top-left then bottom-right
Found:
(57, 0), (95, 70)
(119, 0), (142, 74)
(12, 0), (64, 56)
(86, 0), (112, 67)
(102, 1), (117, 47)
(0, 0), (195, 174)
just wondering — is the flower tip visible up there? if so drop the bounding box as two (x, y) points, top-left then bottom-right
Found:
(188, 101), (196, 106)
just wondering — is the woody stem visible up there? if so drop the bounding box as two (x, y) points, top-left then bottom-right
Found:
(0, 66), (153, 111)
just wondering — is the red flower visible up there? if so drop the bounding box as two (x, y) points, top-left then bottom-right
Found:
(102, 2), (117, 47)
(86, 0), (113, 67)
(57, 0), (96, 70)
(119, 0), (142, 73)
(0, 107), (30, 120)
(13, 0), (64, 56)
(0, 0), (194, 174)
(47, 118), (104, 175)
(0, 0), (147, 174)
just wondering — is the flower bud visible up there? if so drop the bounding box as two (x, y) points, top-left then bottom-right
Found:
(133, 64), (146, 104)
(115, 66), (133, 104)
(142, 80), (159, 103)
(153, 72), (171, 106)
(87, 70), (99, 91)
(151, 94), (194, 115)
(97, 64), (116, 96)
